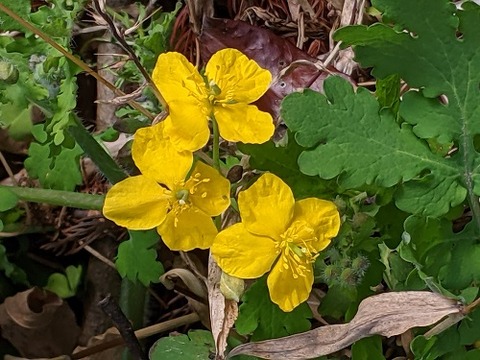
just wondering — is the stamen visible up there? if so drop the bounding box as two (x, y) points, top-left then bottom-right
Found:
(278, 222), (318, 279)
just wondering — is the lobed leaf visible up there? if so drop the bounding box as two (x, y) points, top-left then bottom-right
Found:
(115, 230), (164, 286)
(331, 0), (480, 217)
(282, 76), (465, 216)
(149, 330), (215, 360)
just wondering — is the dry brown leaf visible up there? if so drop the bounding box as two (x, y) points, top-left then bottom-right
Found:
(160, 268), (208, 299)
(0, 287), (80, 358)
(228, 291), (463, 360)
(208, 255), (238, 360)
(160, 267), (210, 327)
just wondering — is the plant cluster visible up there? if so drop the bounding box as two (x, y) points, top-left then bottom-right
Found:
(2, 0), (480, 359)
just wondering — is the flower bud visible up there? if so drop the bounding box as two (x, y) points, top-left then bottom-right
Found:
(0, 61), (19, 84)
(339, 268), (358, 287)
(351, 255), (370, 277)
(220, 272), (244, 302)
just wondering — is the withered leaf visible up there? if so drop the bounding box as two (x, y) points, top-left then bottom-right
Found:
(208, 255), (238, 360)
(228, 291), (463, 360)
(0, 287), (80, 358)
(160, 268), (210, 328)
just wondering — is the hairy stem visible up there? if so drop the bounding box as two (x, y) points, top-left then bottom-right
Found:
(0, 186), (104, 210)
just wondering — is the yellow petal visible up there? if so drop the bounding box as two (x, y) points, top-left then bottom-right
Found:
(157, 207), (217, 251)
(293, 198), (341, 251)
(152, 52), (211, 152)
(187, 161), (230, 216)
(205, 48), (271, 103)
(103, 176), (169, 230)
(238, 173), (294, 239)
(214, 103), (274, 144)
(132, 123), (193, 189)
(211, 223), (278, 278)
(267, 257), (314, 312)
(163, 113), (211, 152)
(152, 52), (208, 106)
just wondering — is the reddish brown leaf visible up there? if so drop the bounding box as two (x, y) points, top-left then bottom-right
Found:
(199, 17), (347, 121)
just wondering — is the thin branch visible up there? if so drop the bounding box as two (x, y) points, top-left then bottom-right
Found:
(92, 0), (168, 111)
(71, 313), (200, 359)
(99, 294), (148, 360)
(82, 243), (117, 269)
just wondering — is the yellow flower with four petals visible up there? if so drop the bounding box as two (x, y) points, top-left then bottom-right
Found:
(152, 48), (275, 151)
(211, 173), (340, 312)
(103, 123), (230, 251)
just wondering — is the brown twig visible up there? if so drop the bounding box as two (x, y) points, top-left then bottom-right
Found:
(82, 243), (117, 269)
(92, 0), (168, 111)
(71, 312), (200, 359)
(99, 294), (147, 360)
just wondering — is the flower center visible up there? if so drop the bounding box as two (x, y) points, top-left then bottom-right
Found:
(169, 172), (212, 227)
(276, 222), (318, 279)
(207, 79), (237, 106)
(175, 189), (189, 206)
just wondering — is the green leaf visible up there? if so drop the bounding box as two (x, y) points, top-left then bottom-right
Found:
(0, 188), (18, 212)
(29, 0), (86, 38)
(149, 330), (215, 360)
(351, 336), (385, 360)
(239, 135), (335, 199)
(375, 74), (400, 114)
(282, 76), (465, 217)
(24, 125), (83, 191)
(318, 285), (357, 320)
(0, 244), (28, 285)
(115, 230), (164, 286)
(411, 328), (462, 360)
(235, 277), (311, 341)
(459, 308), (480, 345)
(45, 265), (82, 298)
(0, 0), (30, 31)
(333, 0), (480, 219)
(400, 215), (479, 291)
(0, 103), (32, 140)
(438, 239), (480, 290)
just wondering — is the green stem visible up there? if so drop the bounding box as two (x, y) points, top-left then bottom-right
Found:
(0, 185), (104, 210)
(211, 117), (222, 230)
(211, 117), (221, 171)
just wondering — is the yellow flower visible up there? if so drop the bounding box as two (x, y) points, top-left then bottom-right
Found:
(103, 123), (230, 251)
(211, 173), (340, 312)
(152, 48), (275, 152)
